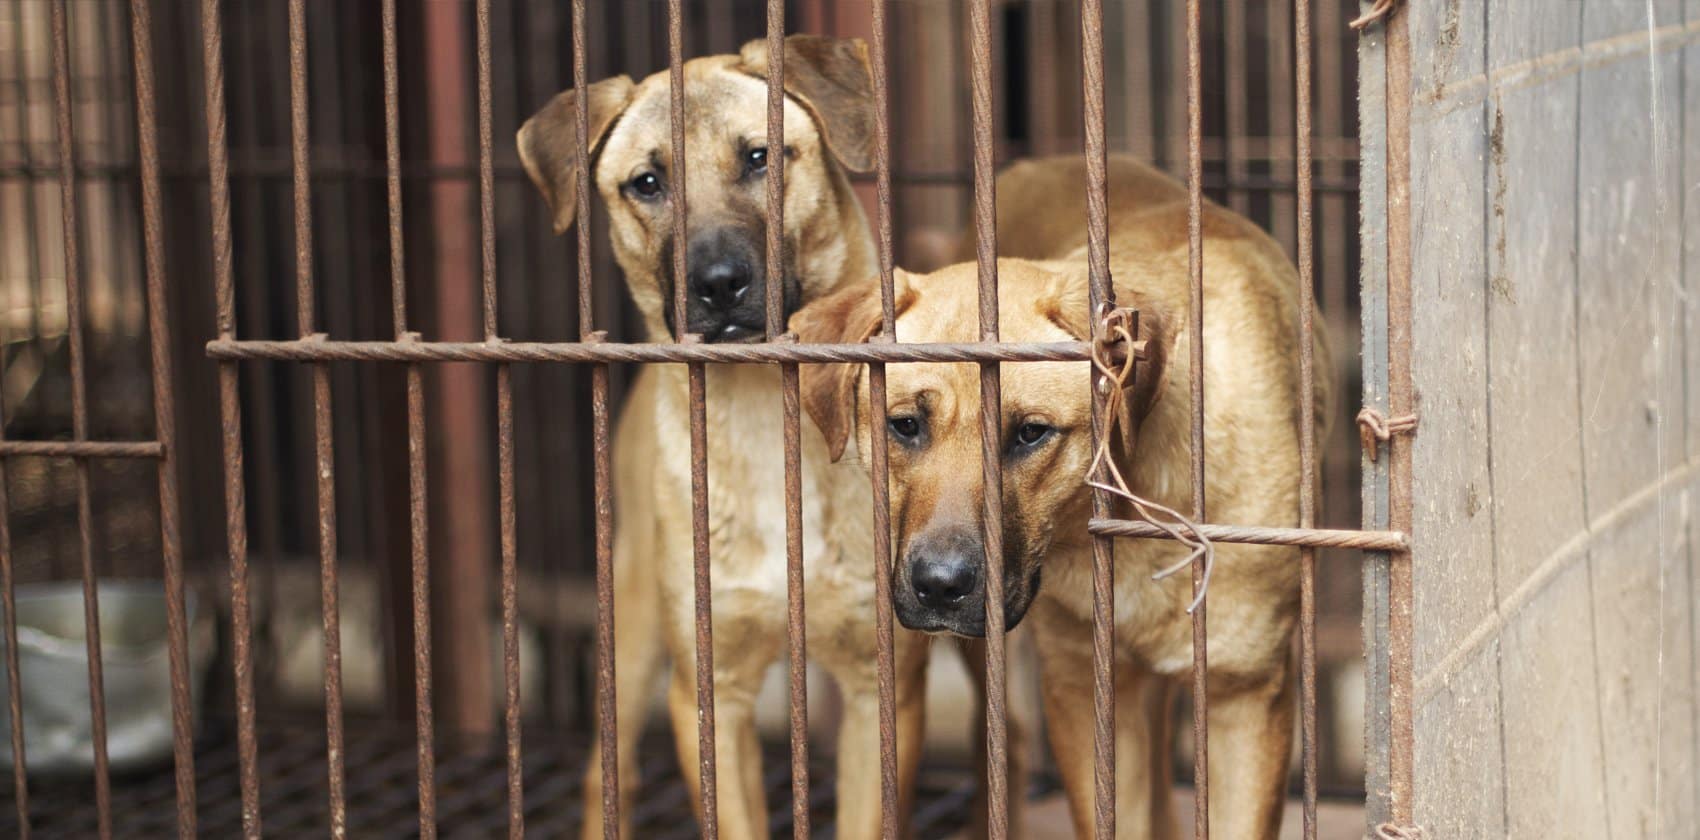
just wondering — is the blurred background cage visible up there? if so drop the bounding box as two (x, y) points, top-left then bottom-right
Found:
(0, 0), (1367, 835)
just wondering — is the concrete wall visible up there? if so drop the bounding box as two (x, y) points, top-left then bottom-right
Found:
(1365, 1), (1700, 836)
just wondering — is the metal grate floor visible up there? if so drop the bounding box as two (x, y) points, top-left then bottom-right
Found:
(0, 721), (1030, 838)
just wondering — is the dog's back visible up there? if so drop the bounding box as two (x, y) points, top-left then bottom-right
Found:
(987, 155), (1335, 675)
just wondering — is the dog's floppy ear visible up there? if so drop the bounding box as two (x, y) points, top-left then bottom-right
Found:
(738, 34), (876, 173)
(792, 271), (914, 461)
(517, 75), (635, 234)
(1036, 270), (1173, 450)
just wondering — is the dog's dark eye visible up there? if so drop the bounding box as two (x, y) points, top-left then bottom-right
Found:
(744, 147), (768, 175)
(1013, 422), (1053, 448)
(888, 416), (921, 442)
(628, 172), (663, 199)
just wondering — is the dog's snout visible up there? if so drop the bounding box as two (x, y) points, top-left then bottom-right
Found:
(896, 529), (990, 635)
(681, 229), (769, 342)
(689, 258), (753, 308)
(912, 552), (978, 608)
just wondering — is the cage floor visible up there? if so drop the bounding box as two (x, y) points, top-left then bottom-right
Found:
(0, 720), (1032, 838)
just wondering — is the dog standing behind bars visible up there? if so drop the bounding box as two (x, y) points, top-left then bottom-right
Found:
(795, 154), (1332, 839)
(518, 35), (944, 839)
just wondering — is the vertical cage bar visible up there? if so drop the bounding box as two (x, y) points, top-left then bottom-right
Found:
(1293, 0), (1319, 837)
(50, 3), (114, 834)
(1221, 0), (1249, 216)
(1079, 0), (1117, 835)
(128, 0), (196, 833)
(967, 1), (1008, 838)
(1383, 7), (1415, 827)
(667, 2), (720, 835)
(382, 0), (437, 833)
(476, 0), (524, 835)
(7, 1), (45, 367)
(0, 335), (27, 840)
(868, 0), (900, 833)
(760, 6), (812, 839)
(571, 0), (620, 833)
(1264, 0), (1299, 254)
(288, 2), (349, 834)
(1183, 0), (1209, 835)
(198, 0), (261, 832)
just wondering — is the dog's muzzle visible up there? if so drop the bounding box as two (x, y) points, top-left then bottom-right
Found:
(682, 229), (785, 343)
(893, 528), (1039, 637)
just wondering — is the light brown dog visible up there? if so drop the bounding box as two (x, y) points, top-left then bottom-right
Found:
(795, 154), (1331, 839)
(518, 36), (936, 839)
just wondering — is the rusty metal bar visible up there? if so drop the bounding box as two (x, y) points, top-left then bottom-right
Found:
(666, 1), (719, 835)
(287, 2), (349, 834)
(1266, 0), (1300, 253)
(1091, 519), (1408, 553)
(570, 0), (619, 834)
(198, 0), (261, 833)
(6, 1), (45, 373)
(127, 0), (196, 833)
(0, 184), (29, 840)
(967, 1), (1008, 837)
(760, 6), (812, 839)
(0, 441), (163, 458)
(50, 3), (114, 834)
(380, 0), (437, 833)
(422, 0), (496, 743)
(1384, 5), (1415, 827)
(868, 0), (900, 832)
(0, 160), (1362, 195)
(206, 338), (1096, 364)
(474, 0), (523, 835)
(1293, 0), (1320, 836)
(1078, 0), (1117, 833)
(496, 363), (522, 840)
(762, 10), (786, 342)
(1183, 0), (1210, 833)
(667, 0), (689, 344)
(1223, 0), (1250, 217)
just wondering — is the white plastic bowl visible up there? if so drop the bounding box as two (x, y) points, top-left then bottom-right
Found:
(0, 580), (215, 774)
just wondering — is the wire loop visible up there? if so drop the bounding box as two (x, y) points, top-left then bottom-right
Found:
(1086, 307), (1215, 614)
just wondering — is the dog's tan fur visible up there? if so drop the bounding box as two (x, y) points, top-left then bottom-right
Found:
(795, 154), (1331, 839)
(518, 36), (934, 839)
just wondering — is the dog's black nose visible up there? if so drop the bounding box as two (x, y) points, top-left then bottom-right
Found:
(912, 551), (978, 608)
(689, 259), (753, 310)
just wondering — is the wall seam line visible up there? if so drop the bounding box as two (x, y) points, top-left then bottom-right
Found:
(1478, 3), (1512, 835)
(1573, 6), (1615, 825)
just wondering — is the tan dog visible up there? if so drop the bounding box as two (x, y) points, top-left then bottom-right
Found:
(518, 36), (935, 839)
(795, 154), (1331, 839)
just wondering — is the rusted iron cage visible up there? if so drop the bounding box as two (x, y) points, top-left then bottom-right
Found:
(0, 0), (1415, 837)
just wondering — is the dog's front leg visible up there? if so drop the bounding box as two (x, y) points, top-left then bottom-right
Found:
(1035, 618), (1178, 840)
(579, 525), (666, 840)
(832, 641), (928, 840)
(665, 642), (775, 839)
(1201, 658), (1294, 840)
(959, 636), (1030, 840)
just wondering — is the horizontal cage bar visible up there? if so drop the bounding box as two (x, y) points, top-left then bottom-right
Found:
(206, 339), (1095, 365)
(1088, 519), (1407, 552)
(0, 441), (164, 458)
